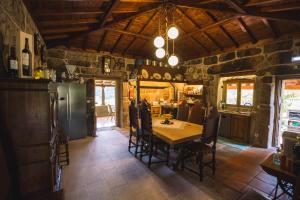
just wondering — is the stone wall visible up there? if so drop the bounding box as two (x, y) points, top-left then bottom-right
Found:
(47, 48), (129, 79)
(0, 0), (44, 68)
(183, 36), (300, 148)
(47, 48), (132, 128)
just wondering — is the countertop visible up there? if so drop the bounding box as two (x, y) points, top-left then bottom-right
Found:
(219, 110), (252, 117)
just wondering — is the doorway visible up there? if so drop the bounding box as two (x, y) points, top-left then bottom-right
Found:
(95, 80), (116, 129)
(278, 79), (300, 144)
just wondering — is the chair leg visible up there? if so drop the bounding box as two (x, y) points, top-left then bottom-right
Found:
(128, 134), (132, 152)
(140, 140), (145, 161)
(198, 152), (204, 181)
(148, 142), (153, 168)
(212, 150), (216, 175)
(166, 145), (170, 166)
(134, 136), (139, 157)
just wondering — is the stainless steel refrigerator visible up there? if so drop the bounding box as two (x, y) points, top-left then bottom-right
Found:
(57, 83), (87, 140)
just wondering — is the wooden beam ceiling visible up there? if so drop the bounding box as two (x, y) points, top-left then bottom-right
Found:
(122, 10), (158, 55)
(24, 0), (300, 60)
(176, 7), (223, 51)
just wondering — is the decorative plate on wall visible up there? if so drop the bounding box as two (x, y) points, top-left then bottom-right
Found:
(153, 73), (161, 80)
(192, 73), (199, 79)
(164, 72), (172, 80)
(141, 69), (149, 79)
(188, 67), (194, 73)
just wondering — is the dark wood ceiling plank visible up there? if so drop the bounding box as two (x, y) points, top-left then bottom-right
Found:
(97, 31), (108, 52)
(259, 2), (300, 12)
(262, 19), (280, 39)
(39, 18), (99, 27)
(104, 28), (152, 39)
(222, 0), (247, 14)
(174, 2), (300, 24)
(237, 17), (257, 43)
(48, 3), (160, 48)
(99, 0), (120, 28)
(205, 11), (239, 47)
(176, 7), (223, 51)
(245, 0), (293, 7)
(122, 10), (158, 55)
(110, 19), (134, 53)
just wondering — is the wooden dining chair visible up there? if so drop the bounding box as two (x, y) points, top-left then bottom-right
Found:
(188, 102), (206, 125)
(177, 100), (189, 121)
(179, 107), (220, 181)
(128, 100), (142, 157)
(139, 101), (170, 168)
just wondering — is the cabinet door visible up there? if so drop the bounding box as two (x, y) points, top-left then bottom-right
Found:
(219, 113), (231, 138)
(230, 115), (249, 143)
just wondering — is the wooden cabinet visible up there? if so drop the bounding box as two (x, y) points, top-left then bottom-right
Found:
(219, 112), (250, 143)
(0, 79), (61, 199)
(230, 115), (250, 143)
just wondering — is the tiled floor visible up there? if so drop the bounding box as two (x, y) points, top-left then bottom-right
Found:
(62, 128), (285, 200)
(97, 117), (116, 128)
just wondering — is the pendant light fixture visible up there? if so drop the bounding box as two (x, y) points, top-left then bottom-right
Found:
(153, 3), (179, 66)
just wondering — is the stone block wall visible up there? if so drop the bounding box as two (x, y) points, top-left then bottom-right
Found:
(183, 36), (300, 148)
(47, 48), (128, 79)
(0, 0), (44, 68)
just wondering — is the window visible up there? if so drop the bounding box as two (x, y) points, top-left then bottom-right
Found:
(95, 86), (102, 105)
(226, 83), (238, 105)
(240, 83), (254, 106)
(224, 80), (254, 107)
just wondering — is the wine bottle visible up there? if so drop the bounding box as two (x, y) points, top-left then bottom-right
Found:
(8, 45), (18, 78)
(22, 38), (32, 76)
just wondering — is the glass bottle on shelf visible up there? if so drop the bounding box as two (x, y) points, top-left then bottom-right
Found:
(22, 38), (32, 77)
(8, 37), (18, 78)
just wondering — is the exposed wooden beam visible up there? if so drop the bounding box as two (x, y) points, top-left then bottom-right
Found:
(176, 7), (223, 51)
(99, 0), (120, 28)
(259, 2), (300, 12)
(48, 4), (160, 48)
(103, 28), (152, 40)
(42, 26), (90, 35)
(97, 31), (107, 52)
(262, 19), (280, 39)
(174, 2), (300, 24)
(245, 0), (292, 7)
(110, 19), (134, 53)
(205, 11), (239, 47)
(39, 18), (99, 27)
(122, 10), (158, 55)
(180, 16), (238, 39)
(237, 17), (257, 43)
(222, 0), (247, 14)
(176, 23), (209, 54)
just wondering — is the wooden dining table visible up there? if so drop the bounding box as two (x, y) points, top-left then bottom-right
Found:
(152, 118), (204, 145)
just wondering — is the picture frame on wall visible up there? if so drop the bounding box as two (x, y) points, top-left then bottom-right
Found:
(16, 31), (34, 78)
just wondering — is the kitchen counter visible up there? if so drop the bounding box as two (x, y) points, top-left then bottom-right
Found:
(219, 110), (252, 117)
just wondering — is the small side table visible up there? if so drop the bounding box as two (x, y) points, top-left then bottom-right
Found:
(261, 154), (299, 200)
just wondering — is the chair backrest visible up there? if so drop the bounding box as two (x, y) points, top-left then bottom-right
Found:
(140, 101), (153, 135)
(107, 104), (112, 113)
(177, 100), (189, 121)
(202, 107), (220, 147)
(129, 101), (138, 129)
(188, 102), (206, 125)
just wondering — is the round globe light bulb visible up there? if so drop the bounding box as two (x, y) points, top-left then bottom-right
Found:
(167, 26), (179, 39)
(155, 48), (166, 59)
(153, 36), (165, 48)
(168, 55), (179, 66)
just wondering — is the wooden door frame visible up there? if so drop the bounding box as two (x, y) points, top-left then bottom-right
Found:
(273, 75), (300, 146)
(94, 76), (124, 128)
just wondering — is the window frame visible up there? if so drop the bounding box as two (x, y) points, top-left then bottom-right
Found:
(223, 79), (255, 108)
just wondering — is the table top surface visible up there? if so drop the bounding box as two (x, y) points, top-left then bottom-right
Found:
(261, 154), (297, 184)
(152, 118), (204, 145)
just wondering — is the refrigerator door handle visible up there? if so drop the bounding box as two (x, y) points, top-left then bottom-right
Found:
(67, 93), (69, 121)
